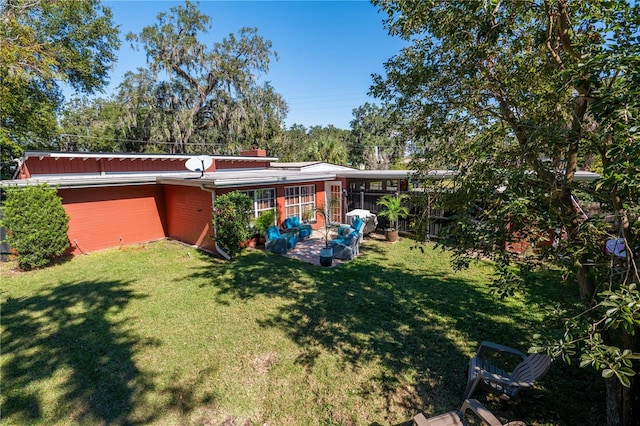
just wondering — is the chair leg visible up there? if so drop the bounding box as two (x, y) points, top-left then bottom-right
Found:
(463, 374), (482, 400)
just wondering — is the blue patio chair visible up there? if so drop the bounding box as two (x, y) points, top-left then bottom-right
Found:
(330, 216), (365, 260)
(265, 226), (297, 255)
(283, 216), (313, 239)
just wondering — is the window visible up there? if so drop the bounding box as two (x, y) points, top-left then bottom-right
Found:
(350, 181), (365, 191)
(285, 185), (315, 220)
(369, 181), (383, 191)
(240, 188), (276, 218)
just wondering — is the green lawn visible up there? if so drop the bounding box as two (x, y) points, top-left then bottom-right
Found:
(1, 238), (604, 425)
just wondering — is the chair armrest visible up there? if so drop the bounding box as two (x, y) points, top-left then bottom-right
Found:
(478, 370), (531, 389)
(477, 341), (526, 360)
(337, 224), (352, 235)
(460, 399), (503, 426)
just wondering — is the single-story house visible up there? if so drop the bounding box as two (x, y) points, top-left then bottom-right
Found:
(1, 150), (362, 258)
(0, 149), (602, 259)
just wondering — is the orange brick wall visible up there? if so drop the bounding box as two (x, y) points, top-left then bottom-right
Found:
(220, 181), (330, 229)
(59, 185), (167, 255)
(163, 185), (216, 252)
(54, 180), (334, 257)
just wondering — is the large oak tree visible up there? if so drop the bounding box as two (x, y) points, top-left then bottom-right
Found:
(123, 0), (284, 154)
(371, 1), (639, 424)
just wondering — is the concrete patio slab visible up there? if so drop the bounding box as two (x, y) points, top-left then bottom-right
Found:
(282, 230), (345, 267)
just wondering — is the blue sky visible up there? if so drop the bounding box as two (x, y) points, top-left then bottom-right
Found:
(92, 0), (407, 130)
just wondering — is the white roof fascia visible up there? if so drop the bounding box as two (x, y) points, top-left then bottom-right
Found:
(22, 151), (279, 162)
(269, 161), (323, 169)
(159, 171), (338, 188)
(301, 164), (356, 172)
(1, 176), (161, 189)
(336, 170), (417, 180)
(574, 171), (601, 181)
(0, 171), (201, 189)
(269, 162), (355, 172)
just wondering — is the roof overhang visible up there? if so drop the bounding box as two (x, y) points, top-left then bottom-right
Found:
(573, 171), (601, 182)
(22, 151), (279, 162)
(0, 173), (199, 189)
(335, 169), (457, 180)
(159, 170), (338, 188)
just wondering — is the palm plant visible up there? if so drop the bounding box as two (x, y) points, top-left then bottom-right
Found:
(376, 194), (409, 231)
(315, 197), (340, 248)
(252, 208), (277, 236)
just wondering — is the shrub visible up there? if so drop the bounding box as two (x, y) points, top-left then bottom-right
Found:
(213, 191), (253, 260)
(1, 184), (70, 270)
(252, 208), (277, 236)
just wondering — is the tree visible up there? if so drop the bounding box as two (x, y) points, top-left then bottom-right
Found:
(350, 102), (406, 169)
(269, 124), (312, 161)
(0, 0), (120, 148)
(306, 125), (349, 165)
(124, 0), (283, 154)
(1, 184), (70, 270)
(59, 97), (126, 152)
(371, 1), (639, 424)
(0, 138), (23, 180)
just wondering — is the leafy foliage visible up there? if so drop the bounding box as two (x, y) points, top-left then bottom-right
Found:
(122, 1), (283, 154)
(371, 1), (640, 422)
(213, 191), (253, 260)
(1, 184), (70, 270)
(252, 208), (277, 236)
(58, 97), (127, 152)
(350, 102), (406, 169)
(0, 137), (23, 180)
(269, 124), (350, 164)
(304, 125), (350, 165)
(376, 194), (409, 230)
(0, 0), (120, 148)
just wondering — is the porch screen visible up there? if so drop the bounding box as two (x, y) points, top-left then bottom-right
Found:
(284, 185), (315, 220)
(240, 188), (276, 217)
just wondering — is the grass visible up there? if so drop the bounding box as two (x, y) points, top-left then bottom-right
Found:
(1, 238), (604, 425)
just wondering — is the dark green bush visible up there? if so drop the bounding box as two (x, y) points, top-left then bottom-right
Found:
(213, 191), (253, 260)
(1, 184), (70, 270)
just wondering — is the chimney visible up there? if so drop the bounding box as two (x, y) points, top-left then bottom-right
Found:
(240, 149), (267, 157)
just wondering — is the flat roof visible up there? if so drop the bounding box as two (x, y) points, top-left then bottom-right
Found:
(338, 169), (456, 180)
(1, 168), (340, 190)
(160, 169), (338, 188)
(0, 172), (196, 189)
(22, 151), (279, 162)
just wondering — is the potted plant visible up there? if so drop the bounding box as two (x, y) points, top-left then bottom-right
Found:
(314, 199), (339, 266)
(251, 208), (277, 247)
(376, 194), (409, 242)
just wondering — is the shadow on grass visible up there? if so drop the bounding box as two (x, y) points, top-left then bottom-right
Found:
(1, 278), (214, 424)
(186, 241), (565, 424)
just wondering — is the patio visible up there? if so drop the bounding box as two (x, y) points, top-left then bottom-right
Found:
(281, 230), (346, 267)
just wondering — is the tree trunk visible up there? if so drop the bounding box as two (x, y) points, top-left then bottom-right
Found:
(618, 330), (640, 426)
(606, 378), (621, 426)
(598, 130), (639, 426)
(562, 81), (594, 300)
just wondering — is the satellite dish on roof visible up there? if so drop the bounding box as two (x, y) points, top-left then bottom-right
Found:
(185, 156), (212, 177)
